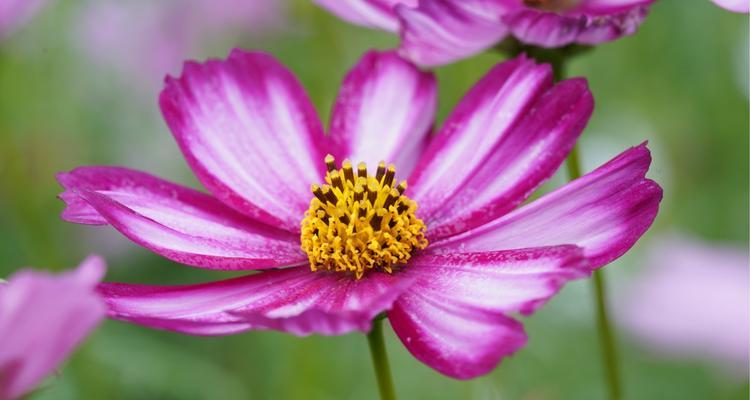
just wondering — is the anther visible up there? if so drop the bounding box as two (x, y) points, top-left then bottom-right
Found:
(322, 185), (338, 204)
(382, 164), (396, 187)
(375, 161), (386, 181)
(367, 182), (378, 205)
(330, 170), (344, 191)
(353, 185), (364, 202)
(396, 180), (407, 195)
(357, 162), (368, 178)
(370, 209), (385, 230)
(342, 160), (355, 183)
(312, 184), (327, 203)
(383, 189), (399, 209)
(325, 154), (337, 172)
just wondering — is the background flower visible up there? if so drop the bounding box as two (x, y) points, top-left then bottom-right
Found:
(615, 234), (749, 378)
(0, 256), (106, 400)
(0, 0), (49, 40)
(73, 0), (285, 90)
(315, 0), (656, 65)
(710, 0), (750, 12)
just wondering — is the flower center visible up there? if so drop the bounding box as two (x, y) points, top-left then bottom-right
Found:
(300, 155), (428, 279)
(523, 0), (580, 12)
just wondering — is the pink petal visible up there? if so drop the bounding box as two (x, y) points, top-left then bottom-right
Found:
(99, 267), (414, 336)
(160, 49), (329, 232)
(429, 144), (663, 270)
(426, 77), (593, 239)
(0, 256), (106, 399)
(396, 0), (510, 66)
(388, 246), (587, 379)
(328, 50), (437, 176)
(313, 0), (416, 32)
(58, 166), (305, 270)
(389, 302), (525, 380)
(408, 55), (553, 223)
(505, 1), (654, 48)
(710, 0), (750, 12)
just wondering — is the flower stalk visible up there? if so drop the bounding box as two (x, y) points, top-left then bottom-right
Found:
(367, 318), (397, 400)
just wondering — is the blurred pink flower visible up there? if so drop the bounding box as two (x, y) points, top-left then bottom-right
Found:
(0, 256), (106, 399)
(616, 234), (750, 377)
(74, 0), (284, 88)
(58, 49), (661, 379)
(315, 0), (655, 66)
(710, 0), (749, 12)
(0, 0), (49, 39)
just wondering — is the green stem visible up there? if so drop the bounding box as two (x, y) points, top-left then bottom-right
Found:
(367, 318), (397, 400)
(593, 268), (621, 400)
(566, 143), (582, 178)
(567, 145), (622, 400)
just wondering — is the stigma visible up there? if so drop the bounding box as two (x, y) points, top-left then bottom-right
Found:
(300, 155), (428, 279)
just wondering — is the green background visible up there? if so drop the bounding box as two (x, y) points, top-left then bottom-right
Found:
(0, 0), (747, 399)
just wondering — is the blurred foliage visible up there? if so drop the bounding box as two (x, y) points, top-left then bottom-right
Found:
(0, 0), (747, 399)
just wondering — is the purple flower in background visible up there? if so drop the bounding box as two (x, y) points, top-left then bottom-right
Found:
(0, 0), (49, 40)
(0, 256), (106, 400)
(315, 0), (655, 66)
(616, 234), (750, 377)
(710, 0), (749, 12)
(58, 49), (661, 379)
(75, 0), (284, 88)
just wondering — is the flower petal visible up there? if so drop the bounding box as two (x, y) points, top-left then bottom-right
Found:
(429, 144), (663, 269)
(505, 1), (653, 48)
(389, 302), (526, 380)
(328, 50), (437, 176)
(313, 0), (415, 32)
(408, 55), (552, 223)
(160, 49), (328, 232)
(99, 267), (414, 336)
(388, 246), (586, 379)
(0, 256), (106, 400)
(710, 0), (750, 13)
(58, 166), (305, 270)
(396, 0), (510, 66)
(426, 77), (593, 239)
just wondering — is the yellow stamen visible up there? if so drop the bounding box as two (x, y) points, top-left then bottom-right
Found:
(300, 155), (428, 279)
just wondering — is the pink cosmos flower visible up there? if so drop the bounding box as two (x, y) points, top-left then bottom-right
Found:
(0, 0), (50, 40)
(0, 256), (106, 400)
(615, 234), (749, 377)
(315, 0), (655, 66)
(710, 0), (750, 12)
(74, 0), (284, 89)
(57, 49), (662, 379)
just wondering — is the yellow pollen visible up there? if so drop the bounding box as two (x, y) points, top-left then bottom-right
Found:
(300, 155), (428, 279)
